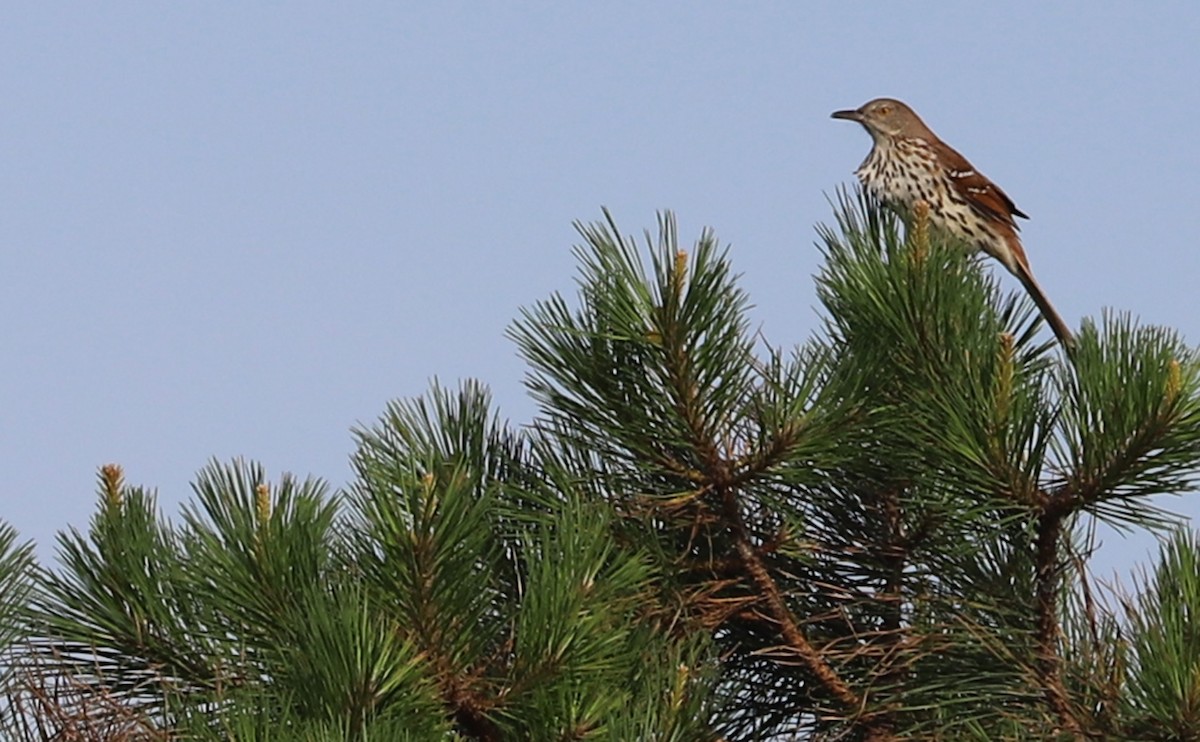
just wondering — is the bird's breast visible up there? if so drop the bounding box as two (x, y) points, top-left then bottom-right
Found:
(852, 140), (1008, 258)
(854, 142), (943, 211)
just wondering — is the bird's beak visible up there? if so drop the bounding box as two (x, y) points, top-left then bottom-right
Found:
(831, 109), (863, 122)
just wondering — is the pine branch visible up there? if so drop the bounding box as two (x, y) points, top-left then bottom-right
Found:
(1032, 509), (1086, 738)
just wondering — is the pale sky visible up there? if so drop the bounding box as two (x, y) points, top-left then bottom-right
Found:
(3, 3), (1198, 579)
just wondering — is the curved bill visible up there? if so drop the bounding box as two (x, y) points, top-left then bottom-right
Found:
(830, 109), (863, 121)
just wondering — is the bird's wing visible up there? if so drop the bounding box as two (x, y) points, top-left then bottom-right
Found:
(936, 142), (1029, 226)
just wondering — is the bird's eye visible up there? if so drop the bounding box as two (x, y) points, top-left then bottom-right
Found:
(878, 105), (891, 115)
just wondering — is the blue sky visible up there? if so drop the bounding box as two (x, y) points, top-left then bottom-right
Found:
(3, 3), (1198, 578)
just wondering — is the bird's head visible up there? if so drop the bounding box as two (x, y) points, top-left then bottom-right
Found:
(831, 98), (930, 142)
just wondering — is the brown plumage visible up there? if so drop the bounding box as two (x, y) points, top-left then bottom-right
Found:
(832, 98), (1073, 350)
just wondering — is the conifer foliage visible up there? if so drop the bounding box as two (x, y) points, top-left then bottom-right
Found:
(2, 194), (1200, 739)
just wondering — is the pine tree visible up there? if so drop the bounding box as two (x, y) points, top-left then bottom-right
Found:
(4, 194), (1200, 740)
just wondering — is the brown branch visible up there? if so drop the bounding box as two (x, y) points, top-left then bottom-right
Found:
(655, 276), (893, 738)
(1033, 507), (1086, 740)
(875, 487), (907, 700)
(719, 484), (894, 741)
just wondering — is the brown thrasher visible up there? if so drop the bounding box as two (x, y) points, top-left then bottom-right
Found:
(832, 98), (1073, 349)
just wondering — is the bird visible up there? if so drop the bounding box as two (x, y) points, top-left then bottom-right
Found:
(831, 98), (1074, 350)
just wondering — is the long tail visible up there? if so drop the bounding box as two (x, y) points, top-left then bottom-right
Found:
(1013, 262), (1075, 353)
(995, 231), (1075, 353)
